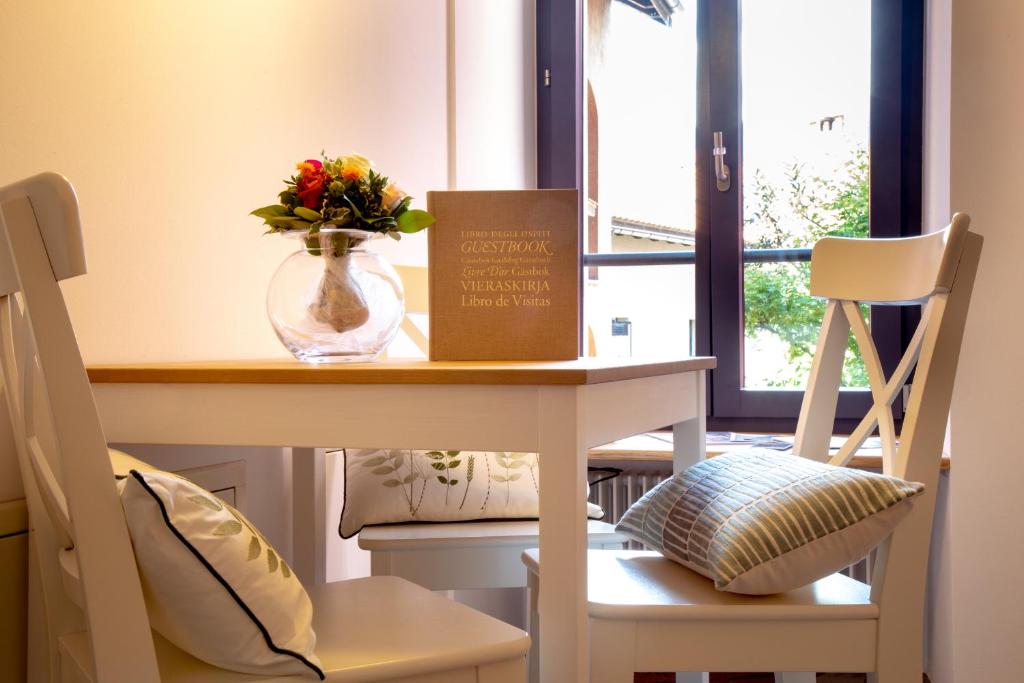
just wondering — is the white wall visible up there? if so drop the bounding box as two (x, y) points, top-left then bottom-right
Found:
(449, 0), (537, 191)
(946, 0), (1024, 679)
(0, 0), (537, 359)
(0, 0), (448, 364)
(922, 2), (955, 680)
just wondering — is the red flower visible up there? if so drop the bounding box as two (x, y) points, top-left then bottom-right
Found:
(295, 160), (330, 209)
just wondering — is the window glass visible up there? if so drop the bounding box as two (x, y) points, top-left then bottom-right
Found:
(740, 0), (871, 388)
(584, 1), (697, 357)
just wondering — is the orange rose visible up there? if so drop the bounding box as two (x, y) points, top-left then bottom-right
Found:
(295, 159), (330, 210)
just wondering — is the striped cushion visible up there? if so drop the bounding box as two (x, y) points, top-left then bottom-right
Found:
(616, 449), (924, 594)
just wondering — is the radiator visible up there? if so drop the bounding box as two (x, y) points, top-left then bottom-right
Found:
(589, 466), (668, 550)
(588, 463), (874, 582)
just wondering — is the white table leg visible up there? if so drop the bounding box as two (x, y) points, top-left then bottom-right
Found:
(291, 447), (326, 585)
(537, 386), (588, 683)
(673, 371), (707, 683)
(672, 370), (706, 474)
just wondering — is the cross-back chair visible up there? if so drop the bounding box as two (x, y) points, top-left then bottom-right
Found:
(523, 215), (982, 683)
(0, 173), (530, 683)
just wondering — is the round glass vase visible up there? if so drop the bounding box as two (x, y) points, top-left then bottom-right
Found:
(267, 229), (404, 363)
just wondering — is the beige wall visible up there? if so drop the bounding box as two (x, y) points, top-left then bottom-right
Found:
(0, 0), (448, 364)
(947, 0), (1024, 679)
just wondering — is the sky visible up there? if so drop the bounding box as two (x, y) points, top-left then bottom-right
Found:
(597, 0), (871, 238)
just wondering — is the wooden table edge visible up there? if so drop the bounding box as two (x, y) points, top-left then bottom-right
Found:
(87, 357), (717, 386)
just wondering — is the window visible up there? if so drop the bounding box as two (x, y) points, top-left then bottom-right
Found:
(537, 0), (924, 431)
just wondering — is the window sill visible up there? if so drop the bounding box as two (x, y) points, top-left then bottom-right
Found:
(588, 433), (951, 471)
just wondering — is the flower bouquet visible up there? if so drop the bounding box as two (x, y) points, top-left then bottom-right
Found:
(252, 154), (434, 361)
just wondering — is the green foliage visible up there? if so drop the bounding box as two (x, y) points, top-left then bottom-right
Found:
(743, 147), (870, 387)
(397, 209), (436, 233)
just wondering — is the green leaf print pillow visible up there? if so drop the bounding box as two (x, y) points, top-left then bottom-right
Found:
(339, 449), (604, 538)
(120, 469), (323, 679)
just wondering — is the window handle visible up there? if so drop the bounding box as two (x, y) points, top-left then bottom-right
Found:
(713, 131), (731, 192)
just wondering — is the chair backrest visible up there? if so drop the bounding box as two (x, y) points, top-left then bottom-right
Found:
(791, 214), (981, 620)
(0, 173), (160, 681)
(392, 264), (429, 356)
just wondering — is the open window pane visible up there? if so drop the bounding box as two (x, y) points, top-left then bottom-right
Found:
(740, 0), (871, 388)
(583, 0), (697, 357)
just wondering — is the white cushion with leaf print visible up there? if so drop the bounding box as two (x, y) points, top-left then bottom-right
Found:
(340, 449), (604, 538)
(120, 469), (323, 679)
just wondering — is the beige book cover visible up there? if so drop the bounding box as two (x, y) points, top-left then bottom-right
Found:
(427, 189), (580, 361)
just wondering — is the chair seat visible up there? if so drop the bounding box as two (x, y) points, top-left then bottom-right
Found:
(522, 548), (879, 622)
(60, 576), (529, 682)
(358, 519), (626, 551)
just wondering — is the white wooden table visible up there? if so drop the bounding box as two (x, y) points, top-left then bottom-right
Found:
(87, 356), (714, 683)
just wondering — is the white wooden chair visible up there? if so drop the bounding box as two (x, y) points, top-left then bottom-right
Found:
(0, 172), (530, 683)
(523, 215), (982, 683)
(360, 519), (625, 592)
(360, 264), (627, 595)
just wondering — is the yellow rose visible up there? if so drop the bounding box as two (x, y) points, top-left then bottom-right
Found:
(339, 154), (372, 181)
(380, 182), (408, 212)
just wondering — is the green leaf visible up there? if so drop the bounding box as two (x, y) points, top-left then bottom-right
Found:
(340, 194), (364, 220)
(264, 217), (311, 231)
(294, 207), (322, 221)
(448, 479), (458, 486)
(372, 466), (397, 475)
(267, 548), (279, 574)
(508, 473), (523, 481)
(446, 450), (460, 456)
(492, 475), (507, 483)
(360, 455), (388, 467)
(189, 494), (223, 511)
(387, 231), (402, 241)
(261, 215), (303, 224)
(448, 460), (461, 469)
(250, 204), (290, 219)
(397, 209), (435, 233)
(431, 462), (446, 471)
(247, 535), (261, 561)
(437, 476), (449, 484)
(426, 450), (444, 456)
(382, 479), (403, 487)
(402, 473), (418, 484)
(281, 561), (292, 579)
(212, 520), (242, 536)
(390, 196), (413, 217)
(426, 452), (446, 460)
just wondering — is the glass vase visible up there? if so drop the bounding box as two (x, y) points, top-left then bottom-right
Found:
(267, 229), (404, 363)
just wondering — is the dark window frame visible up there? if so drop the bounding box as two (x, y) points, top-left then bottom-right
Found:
(537, 0), (924, 434)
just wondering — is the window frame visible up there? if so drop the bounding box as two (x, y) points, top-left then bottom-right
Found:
(536, 0), (925, 433)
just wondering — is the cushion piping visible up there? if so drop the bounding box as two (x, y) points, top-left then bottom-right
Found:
(129, 470), (325, 680)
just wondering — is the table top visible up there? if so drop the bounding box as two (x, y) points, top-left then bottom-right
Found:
(87, 356), (716, 386)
